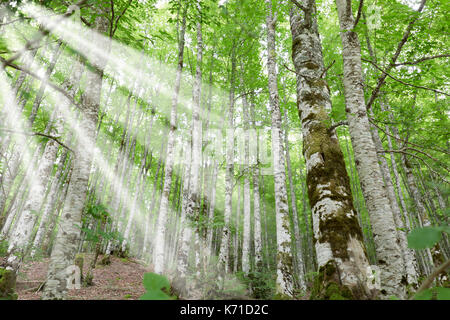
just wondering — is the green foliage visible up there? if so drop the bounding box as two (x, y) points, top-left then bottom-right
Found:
(407, 225), (450, 249)
(139, 272), (175, 300)
(80, 203), (124, 243)
(236, 270), (275, 299)
(86, 203), (111, 223)
(0, 240), (8, 257)
(414, 287), (450, 300)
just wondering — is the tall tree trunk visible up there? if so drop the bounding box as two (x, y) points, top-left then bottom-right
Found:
(176, 3), (203, 292)
(283, 110), (306, 290)
(153, 3), (187, 275)
(266, 1), (295, 296)
(242, 94), (251, 275)
(251, 102), (263, 271)
(335, 0), (406, 299)
(290, 2), (376, 299)
(42, 7), (110, 299)
(218, 43), (237, 273)
(370, 123), (419, 286)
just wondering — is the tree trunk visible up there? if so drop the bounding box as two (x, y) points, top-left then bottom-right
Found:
(42, 8), (110, 299)
(176, 5), (203, 292)
(153, 3), (187, 275)
(290, 2), (376, 299)
(335, 0), (406, 299)
(283, 110), (306, 290)
(218, 43), (237, 273)
(266, 1), (295, 296)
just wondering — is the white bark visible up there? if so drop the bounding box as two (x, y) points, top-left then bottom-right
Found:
(266, 2), (295, 296)
(290, 2), (376, 299)
(176, 11), (203, 285)
(335, 0), (406, 299)
(370, 123), (418, 286)
(153, 4), (187, 275)
(42, 9), (110, 299)
(218, 45), (236, 273)
(283, 110), (306, 290)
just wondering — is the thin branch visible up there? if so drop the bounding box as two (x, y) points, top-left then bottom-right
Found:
(366, 0), (427, 110)
(369, 118), (450, 155)
(377, 149), (449, 184)
(2, 0), (89, 66)
(353, 0), (364, 30)
(290, 0), (307, 11)
(0, 17), (32, 26)
(394, 54), (450, 66)
(0, 128), (74, 152)
(109, 0), (115, 37)
(320, 59), (335, 78)
(404, 146), (448, 170)
(328, 120), (348, 134)
(0, 56), (84, 111)
(411, 259), (450, 300)
(80, 16), (91, 27)
(283, 63), (296, 74)
(362, 58), (449, 96)
(112, 0), (133, 37)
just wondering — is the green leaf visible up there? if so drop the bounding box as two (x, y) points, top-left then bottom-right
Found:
(407, 227), (444, 249)
(435, 287), (450, 300)
(414, 288), (434, 300)
(139, 290), (172, 300)
(139, 273), (173, 300)
(414, 287), (450, 300)
(142, 272), (170, 292)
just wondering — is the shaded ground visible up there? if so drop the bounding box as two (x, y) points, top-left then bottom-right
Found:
(15, 254), (151, 300)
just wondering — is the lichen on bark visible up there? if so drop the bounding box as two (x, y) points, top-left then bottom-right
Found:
(290, 2), (376, 300)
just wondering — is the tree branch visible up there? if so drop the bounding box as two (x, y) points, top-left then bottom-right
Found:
(411, 259), (450, 300)
(353, 0), (364, 30)
(283, 63), (296, 74)
(290, 0), (307, 11)
(394, 54), (450, 66)
(328, 120), (348, 134)
(0, 128), (74, 152)
(366, 0), (427, 110)
(0, 56), (84, 111)
(109, 0), (115, 37)
(362, 58), (449, 97)
(2, 0), (89, 67)
(112, 0), (133, 37)
(320, 59), (335, 78)
(377, 149), (449, 184)
(369, 118), (450, 155)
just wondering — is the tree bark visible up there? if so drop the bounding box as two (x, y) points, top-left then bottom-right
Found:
(290, 2), (376, 299)
(335, 0), (406, 298)
(42, 7), (110, 299)
(267, 1), (295, 296)
(153, 3), (187, 275)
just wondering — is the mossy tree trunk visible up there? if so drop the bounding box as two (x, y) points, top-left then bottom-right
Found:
(289, 1), (376, 300)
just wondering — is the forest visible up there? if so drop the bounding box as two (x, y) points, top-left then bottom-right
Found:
(0, 0), (448, 301)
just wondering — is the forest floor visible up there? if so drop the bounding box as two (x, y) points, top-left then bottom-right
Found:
(13, 254), (151, 300)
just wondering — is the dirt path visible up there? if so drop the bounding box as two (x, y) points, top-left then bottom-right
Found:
(16, 254), (151, 300)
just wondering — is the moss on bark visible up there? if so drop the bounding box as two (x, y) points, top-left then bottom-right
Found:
(310, 262), (353, 300)
(0, 267), (18, 300)
(305, 122), (364, 260)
